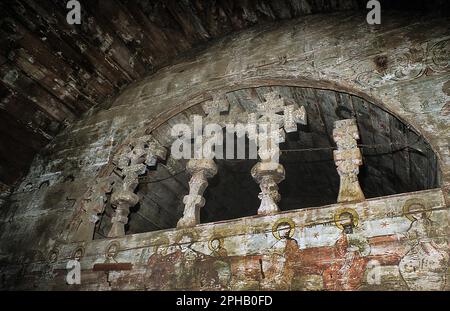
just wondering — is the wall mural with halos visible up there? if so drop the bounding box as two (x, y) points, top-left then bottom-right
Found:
(44, 189), (447, 291)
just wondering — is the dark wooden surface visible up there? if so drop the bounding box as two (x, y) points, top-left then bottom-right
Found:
(1, 0), (448, 187)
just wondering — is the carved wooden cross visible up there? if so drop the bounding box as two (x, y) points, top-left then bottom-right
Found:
(248, 91), (307, 133)
(248, 91), (307, 162)
(108, 135), (167, 237)
(249, 91), (307, 215)
(333, 119), (365, 203)
(201, 94), (230, 125)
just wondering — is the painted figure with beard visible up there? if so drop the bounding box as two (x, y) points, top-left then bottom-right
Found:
(261, 218), (297, 290)
(271, 211), (371, 290)
(145, 232), (207, 290)
(320, 209), (370, 290)
(145, 237), (175, 290)
(145, 231), (234, 290)
(262, 210), (401, 290)
(172, 232), (207, 289)
(197, 236), (232, 290)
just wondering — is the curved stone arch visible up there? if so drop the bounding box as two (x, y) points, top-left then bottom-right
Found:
(63, 78), (445, 243)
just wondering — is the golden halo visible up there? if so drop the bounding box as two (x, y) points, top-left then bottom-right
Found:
(72, 246), (84, 259)
(152, 236), (170, 247)
(334, 208), (359, 230)
(402, 198), (431, 221)
(208, 236), (225, 251)
(175, 230), (199, 244)
(106, 241), (120, 258)
(272, 218), (296, 240)
(151, 237), (170, 253)
(48, 249), (59, 263)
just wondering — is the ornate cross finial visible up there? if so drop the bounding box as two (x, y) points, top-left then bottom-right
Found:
(201, 93), (230, 124)
(333, 119), (365, 203)
(249, 91), (307, 215)
(108, 135), (167, 237)
(247, 91), (307, 162)
(176, 94), (237, 228)
(249, 91), (307, 134)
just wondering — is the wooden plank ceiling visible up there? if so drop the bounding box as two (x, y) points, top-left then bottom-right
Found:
(0, 0), (447, 188)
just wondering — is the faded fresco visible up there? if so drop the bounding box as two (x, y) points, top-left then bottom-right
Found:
(136, 202), (448, 291)
(44, 190), (448, 291)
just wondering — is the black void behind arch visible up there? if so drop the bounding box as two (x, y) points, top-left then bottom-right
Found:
(200, 86), (440, 223)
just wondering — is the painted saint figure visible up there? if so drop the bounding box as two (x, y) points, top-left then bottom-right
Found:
(145, 237), (177, 290)
(263, 210), (402, 290)
(261, 218), (298, 290)
(399, 199), (449, 290)
(197, 236), (232, 290)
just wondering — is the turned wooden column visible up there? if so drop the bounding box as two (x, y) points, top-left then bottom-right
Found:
(108, 136), (166, 237)
(108, 170), (141, 237)
(251, 161), (285, 215)
(177, 159), (217, 228)
(333, 119), (365, 203)
(248, 91), (306, 215)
